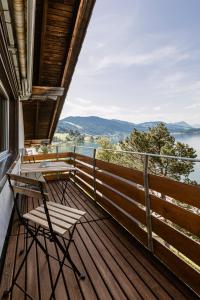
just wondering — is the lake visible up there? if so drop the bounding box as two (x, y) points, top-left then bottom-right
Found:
(174, 134), (200, 182)
(55, 134), (200, 182)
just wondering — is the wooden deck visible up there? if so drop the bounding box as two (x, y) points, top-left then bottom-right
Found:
(0, 181), (198, 300)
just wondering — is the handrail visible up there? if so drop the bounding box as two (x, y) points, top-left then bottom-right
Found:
(24, 143), (200, 162)
(56, 144), (200, 162)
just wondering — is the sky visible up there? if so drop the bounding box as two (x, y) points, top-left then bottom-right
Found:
(60, 0), (200, 125)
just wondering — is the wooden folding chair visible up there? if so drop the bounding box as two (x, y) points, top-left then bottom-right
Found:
(3, 173), (85, 300)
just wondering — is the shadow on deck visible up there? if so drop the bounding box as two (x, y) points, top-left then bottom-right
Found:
(0, 181), (197, 300)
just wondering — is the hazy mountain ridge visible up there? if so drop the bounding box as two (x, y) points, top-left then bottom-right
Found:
(57, 116), (199, 136)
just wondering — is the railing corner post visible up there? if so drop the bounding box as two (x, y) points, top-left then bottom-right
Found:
(73, 145), (76, 183)
(93, 148), (97, 201)
(144, 154), (153, 253)
(56, 145), (59, 161)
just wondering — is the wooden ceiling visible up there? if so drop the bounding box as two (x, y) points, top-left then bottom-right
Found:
(23, 0), (95, 143)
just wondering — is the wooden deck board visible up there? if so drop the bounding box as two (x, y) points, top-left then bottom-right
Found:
(0, 181), (198, 300)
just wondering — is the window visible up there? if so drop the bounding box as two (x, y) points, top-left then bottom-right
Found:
(0, 81), (9, 158)
(0, 97), (8, 154)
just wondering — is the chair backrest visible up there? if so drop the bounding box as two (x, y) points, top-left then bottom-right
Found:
(7, 173), (48, 200)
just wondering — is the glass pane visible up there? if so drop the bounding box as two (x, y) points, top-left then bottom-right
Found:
(0, 98), (7, 152)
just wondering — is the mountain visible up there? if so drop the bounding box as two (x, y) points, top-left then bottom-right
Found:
(57, 116), (199, 137)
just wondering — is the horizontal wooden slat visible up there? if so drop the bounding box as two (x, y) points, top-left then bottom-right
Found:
(57, 152), (73, 158)
(23, 212), (67, 235)
(75, 175), (94, 194)
(43, 204), (84, 219)
(7, 173), (46, 188)
(44, 173), (70, 181)
(36, 207), (77, 224)
(75, 161), (94, 176)
(47, 201), (85, 215)
(96, 181), (146, 226)
(42, 204), (84, 220)
(153, 239), (200, 295)
(151, 195), (200, 236)
(96, 159), (144, 185)
(75, 153), (94, 166)
(23, 152), (73, 162)
(149, 174), (200, 209)
(13, 186), (48, 200)
(28, 210), (72, 231)
(152, 217), (200, 267)
(75, 171), (94, 187)
(72, 176), (94, 199)
(96, 193), (148, 247)
(96, 170), (145, 205)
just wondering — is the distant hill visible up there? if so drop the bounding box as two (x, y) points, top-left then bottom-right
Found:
(57, 116), (200, 137)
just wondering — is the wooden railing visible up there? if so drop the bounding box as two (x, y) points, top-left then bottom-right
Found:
(23, 152), (200, 296)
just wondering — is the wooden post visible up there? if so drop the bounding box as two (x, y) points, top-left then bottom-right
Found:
(143, 155), (153, 252)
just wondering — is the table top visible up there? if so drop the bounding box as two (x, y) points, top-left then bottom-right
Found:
(20, 161), (76, 174)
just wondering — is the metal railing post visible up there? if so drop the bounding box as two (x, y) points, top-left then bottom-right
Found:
(56, 145), (59, 161)
(73, 145), (76, 184)
(93, 148), (97, 201)
(21, 148), (26, 163)
(143, 155), (153, 252)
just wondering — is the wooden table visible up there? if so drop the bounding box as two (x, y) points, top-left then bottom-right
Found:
(20, 161), (76, 174)
(20, 161), (76, 203)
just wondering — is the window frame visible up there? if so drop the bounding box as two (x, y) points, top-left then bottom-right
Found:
(0, 80), (9, 160)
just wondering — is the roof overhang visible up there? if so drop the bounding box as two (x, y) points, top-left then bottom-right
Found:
(6, 0), (95, 144)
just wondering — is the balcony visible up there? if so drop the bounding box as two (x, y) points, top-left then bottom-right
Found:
(0, 151), (199, 299)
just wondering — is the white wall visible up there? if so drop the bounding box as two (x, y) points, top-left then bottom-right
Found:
(18, 101), (24, 149)
(0, 160), (20, 256)
(0, 101), (24, 257)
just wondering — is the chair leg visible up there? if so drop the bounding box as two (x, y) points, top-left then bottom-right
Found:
(24, 223), (48, 256)
(52, 226), (85, 279)
(65, 250), (85, 280)
(61, 180), (68, 204)
(2, 227), (40, 298)
(19, 223), (27, 256)
(49, 253), (66, 300)
(49, 242), (85, 300)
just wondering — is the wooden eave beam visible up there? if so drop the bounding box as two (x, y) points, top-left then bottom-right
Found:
(32, 86), (65, 97)
(48, 0), (96, 141)
(28, 95), (58, 101)
(25, 139), (50, 146)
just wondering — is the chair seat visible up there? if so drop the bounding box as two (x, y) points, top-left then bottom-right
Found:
(23, 202), (85, 235)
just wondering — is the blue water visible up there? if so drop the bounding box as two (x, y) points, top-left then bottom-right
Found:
(55, 135), (200, 182)
(175, 134), (200, 182)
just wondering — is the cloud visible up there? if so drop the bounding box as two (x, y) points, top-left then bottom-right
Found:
(76, 97), (91, 104)
(61, 98), (143, 121)
(153, 106), (161, 111)
(95, 46), (189, 70)
(184, 103), (200, 109)
(60, 1), (200, 127)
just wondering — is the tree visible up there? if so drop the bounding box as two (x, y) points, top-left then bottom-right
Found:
(39, 144), (53, 154)
(96, 137), (116, 163)
(89, 135), (94, 143)
(120, 123), (197, 182)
